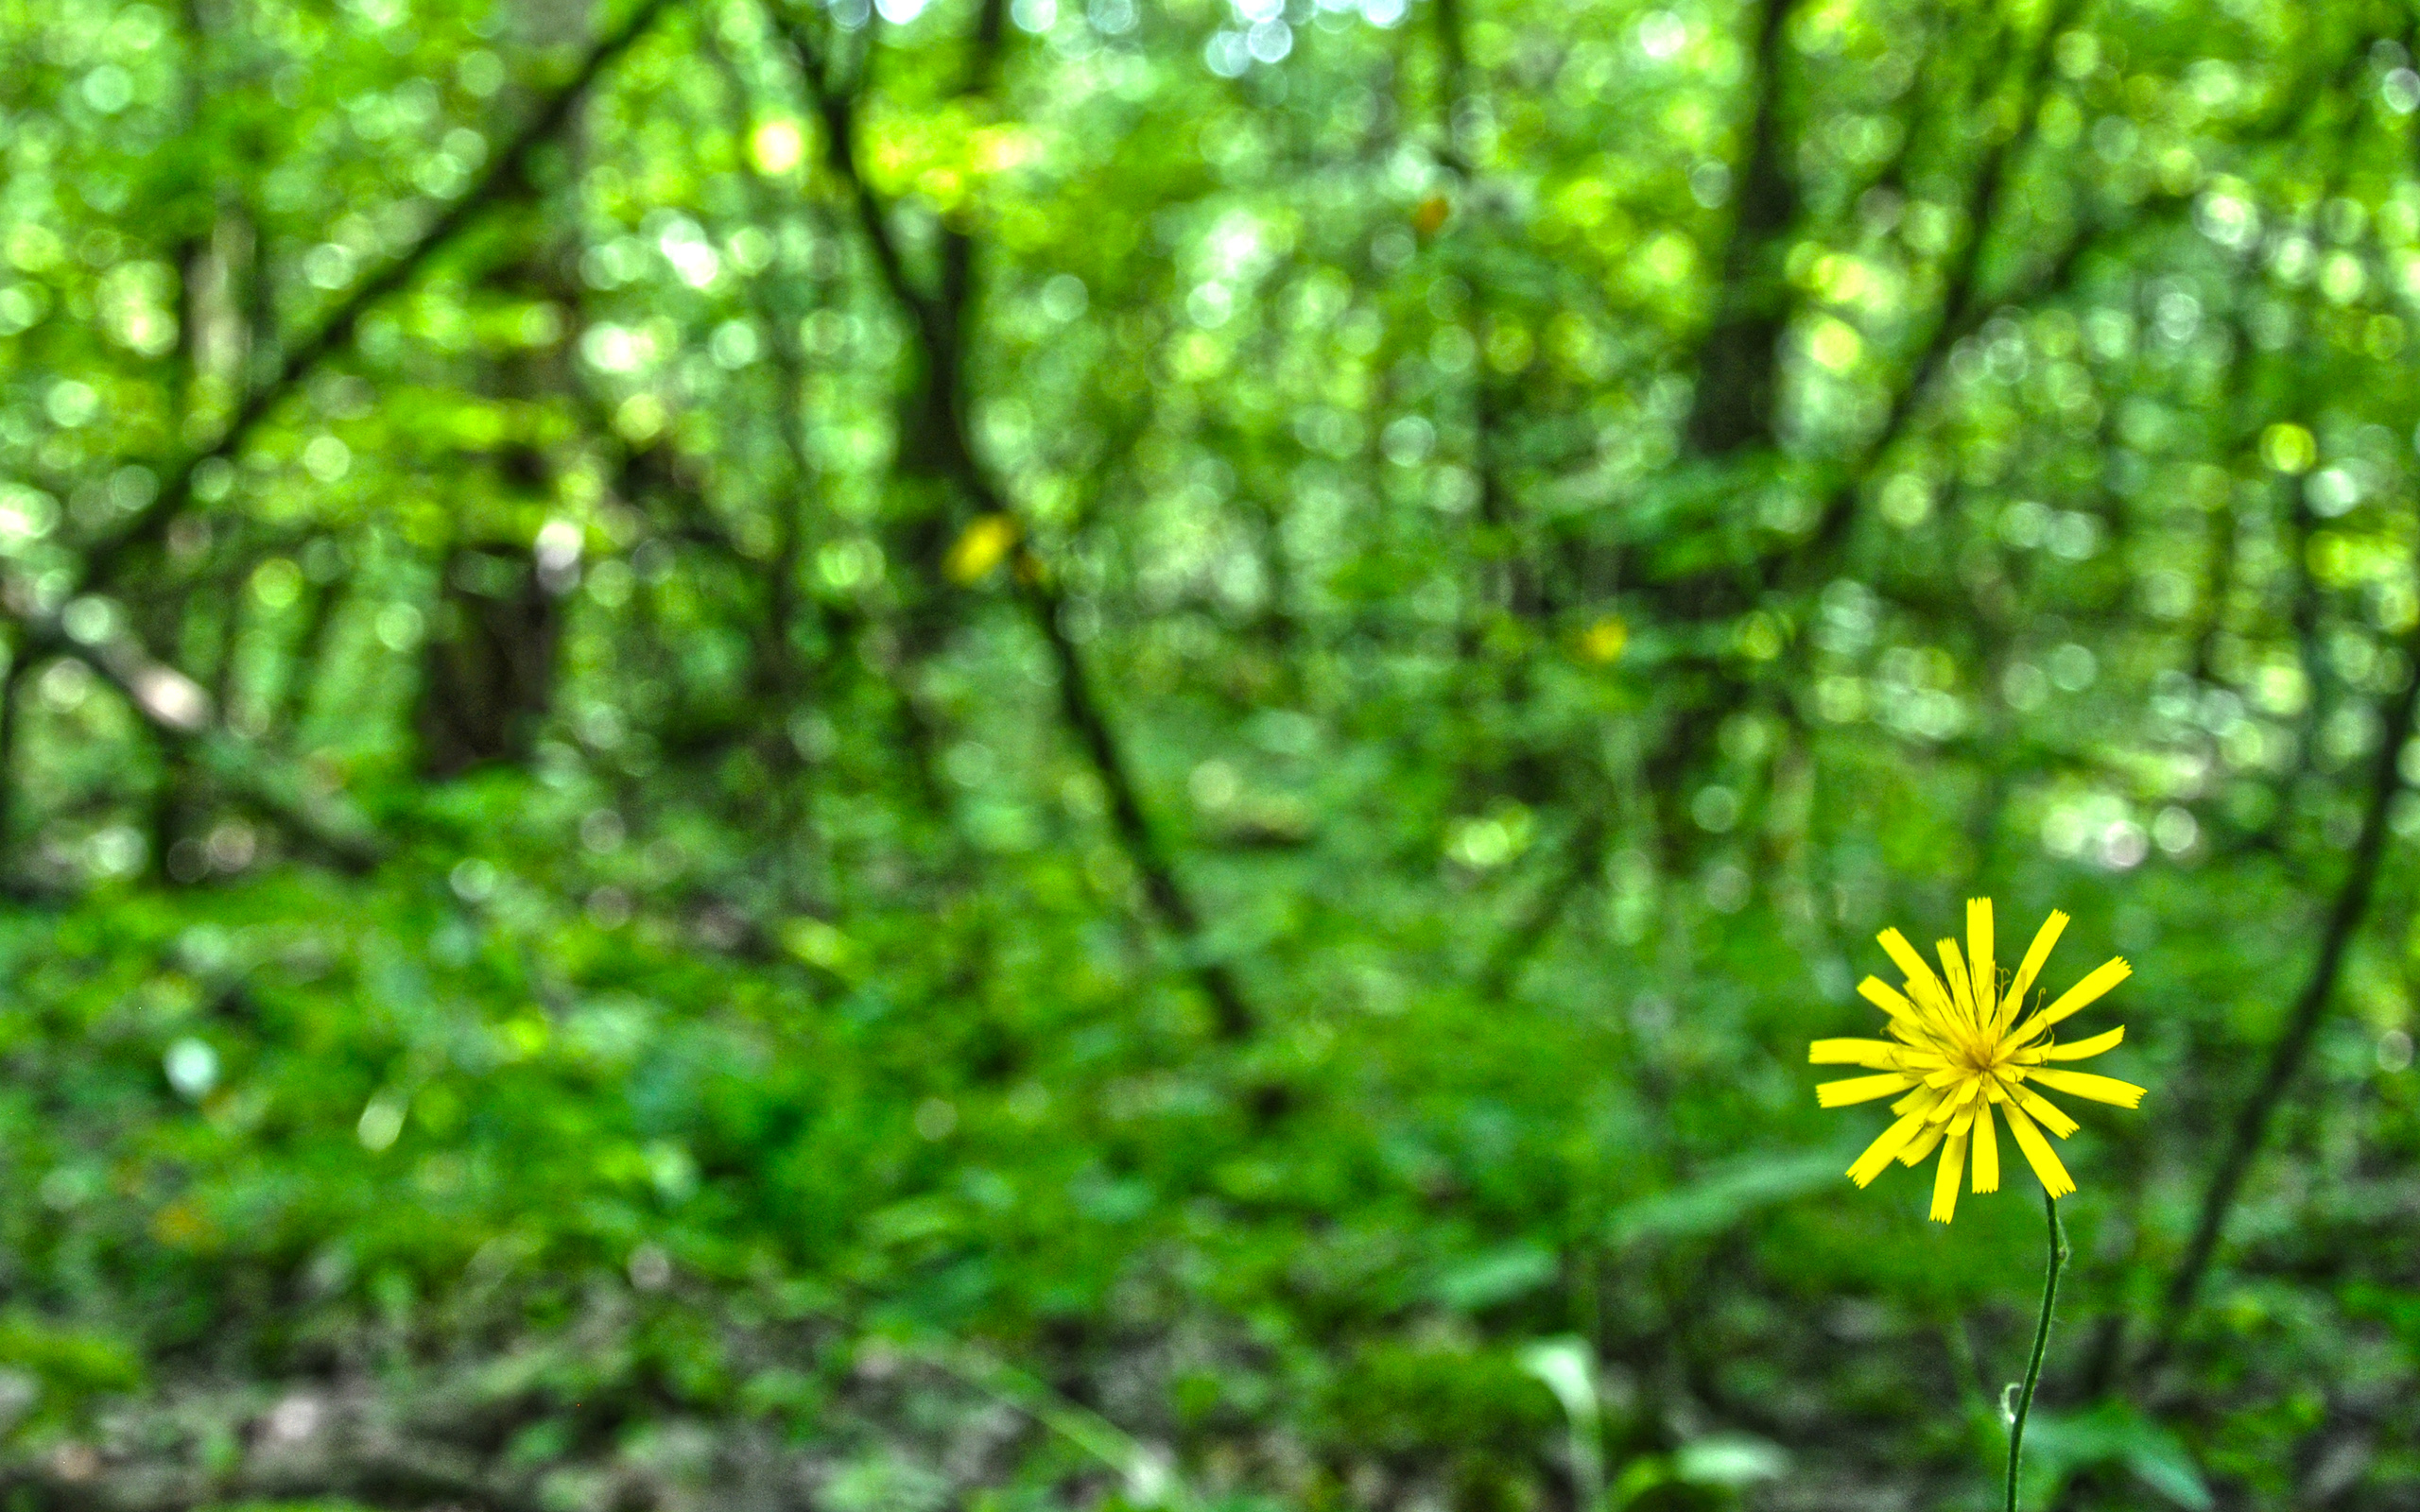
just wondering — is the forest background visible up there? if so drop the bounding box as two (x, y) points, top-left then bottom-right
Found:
(1, 0), (2417, 1504)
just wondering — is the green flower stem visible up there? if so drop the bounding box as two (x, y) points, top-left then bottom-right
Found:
(2006, 1190), (2070, 1512)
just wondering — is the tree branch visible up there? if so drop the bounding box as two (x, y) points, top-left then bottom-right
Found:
(78, 0), (683, 598)
(1019, 559), (1254, 1039)
(1679, 0), (1802, 457)
(2125, 563), (2420, 1384)
(0, 0), (679, 878)
(768, 9), (981, 491)
(1, 603), (383, 872)
(769, 0), (1257, 1038)
(1481, 0), (2093, 985)
(1779, 0), (2083, 579)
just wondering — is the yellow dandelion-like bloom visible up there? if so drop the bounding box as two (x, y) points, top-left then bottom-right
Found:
(1811, 899), (2143, 1223)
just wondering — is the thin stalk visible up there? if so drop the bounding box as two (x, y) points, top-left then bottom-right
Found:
(2005, 1190), (2068, 1512)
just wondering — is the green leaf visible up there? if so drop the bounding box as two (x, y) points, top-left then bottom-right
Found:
(2023, 1401), (2213, 1511)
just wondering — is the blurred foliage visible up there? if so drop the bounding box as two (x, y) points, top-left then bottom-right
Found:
(2, 0), (2419, 1505)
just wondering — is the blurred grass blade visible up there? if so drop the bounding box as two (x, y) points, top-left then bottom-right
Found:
(1519, 1337), (1604, 1512)
(907, 1337), (1195, 1511)
(1602, 1147), (1850, 1248)
(1433, 1242), (1558, 1311)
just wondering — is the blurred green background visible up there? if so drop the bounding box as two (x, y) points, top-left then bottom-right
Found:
(2, 0), (2418, 1504)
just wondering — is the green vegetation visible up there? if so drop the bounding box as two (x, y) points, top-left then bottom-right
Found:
(2, 0), (2417, 1504)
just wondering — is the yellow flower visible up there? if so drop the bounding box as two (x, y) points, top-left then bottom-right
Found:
(1811, 900), (2142, 1223)
(1576, 615), (1629, 664)
(945, 513), (1020, 585)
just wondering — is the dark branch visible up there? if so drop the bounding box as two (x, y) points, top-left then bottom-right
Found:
(1020, 559), (1254, 1039)
(79, 0), (683, 598)
(766, 0), (1256, 1038)
(1780, 0), (2084, 580)
(2131, 627), (2418, 1378)
(1680, 0), (1802, 457)
(5, 614), (385, 872)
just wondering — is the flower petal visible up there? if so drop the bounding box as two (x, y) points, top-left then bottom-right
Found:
(1878, 928), (1956, 1019)
(1930, 1128), (1969, 1222)
(1858, 975), (1922, 1025)
(1971, 1102), (2000, 1194)
(2027, 1068), (2146, 1108)
(1848, 1103), (1934, 1186)
(1939, 937), (1980, 1028)
(1810, 1038), (1909, 1068)
(1898, 1120), (1946, 1167)
(1892, 1082), (1941, 1115)
(2001, 1099), (2076, 1198)
(2010, 956), (2131, 1047)
(1967, 898), (1996, 1026)
(2014, 1085), (2080, 1139)
(2003, 909), (2069, 1026)
(1818, 1073), (1916, 1108)
(2043, 1025), (2125, 1062)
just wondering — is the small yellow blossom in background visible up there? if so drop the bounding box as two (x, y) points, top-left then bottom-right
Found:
(1811, 900), (2142, 1223)
(1576, 614), (1628, 664)
(945, 513), (1019, 585)
(748, 118), (804, 176)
